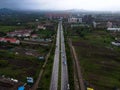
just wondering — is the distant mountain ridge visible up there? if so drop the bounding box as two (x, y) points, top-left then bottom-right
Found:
(65, 9), (88, 12)
(0, 8), (16, 14)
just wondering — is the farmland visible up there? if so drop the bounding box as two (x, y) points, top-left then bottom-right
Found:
(0, 20), (56, 88)
(66, 25), (120, 90)
(0, 43), (50, 82)
(0, 26), (24, 33)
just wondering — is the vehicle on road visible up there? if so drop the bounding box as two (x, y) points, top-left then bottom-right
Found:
(63, 61), (66, 65)
(67, 84), (70, 90)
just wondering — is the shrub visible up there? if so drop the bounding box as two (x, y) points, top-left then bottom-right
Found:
(0, 60), (9, 67)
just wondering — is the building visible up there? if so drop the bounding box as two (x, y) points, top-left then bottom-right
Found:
(93, 21), (109, 28)
(46, 13), (69, 19)
(68, 17), (82, 23)
(82, 15), (94, 24)
(107, 21), (113, 28)
(111, 42), (120, 46)
(107, 28), (120, 32)
(31, 34), (38, 38)
(93, 21), (97, 28)
(37, 25), (46, 30)
(0, 37), (20, 44)
(7, 30), (32, 37)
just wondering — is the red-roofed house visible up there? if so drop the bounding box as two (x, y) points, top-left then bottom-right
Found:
(0, 37), (20, 44)
(31, 34), (38, 38)
(7, 29), (32, 37)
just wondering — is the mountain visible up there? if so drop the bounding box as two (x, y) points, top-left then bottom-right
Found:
(64, 9), (89, 13)
(0, 8), (16, 14)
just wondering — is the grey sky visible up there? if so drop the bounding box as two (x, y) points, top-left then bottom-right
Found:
(0, 0), (120, 11)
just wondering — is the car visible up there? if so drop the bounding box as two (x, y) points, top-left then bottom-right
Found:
(64, 61), (66, 65)
(67, 84), (70, 89)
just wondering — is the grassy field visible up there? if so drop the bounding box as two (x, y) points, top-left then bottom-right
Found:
(0, 49), (44, 82)
(71, 29), (120, 90)
(34, 29), (55, 38)
(38, 36), (55, 90)
(0, 26), (24, 33)
(0, 42), (51, 84)
(65, 24), (120, 90)
(38, 52), (54, 90)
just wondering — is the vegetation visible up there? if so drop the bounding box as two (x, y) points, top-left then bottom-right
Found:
(0, 9), (57, 89)
(65, 40), (74, 90)
(0, 60), (8, 67)
(64, 25), (74, 90)
(68, 26), (120, 90)
(0, 41), (50, 83)
(33, 29), (55, 39)
(0, 49), (44, 82)
(0, 26), (24, 33)
(38, 36), (55, 90)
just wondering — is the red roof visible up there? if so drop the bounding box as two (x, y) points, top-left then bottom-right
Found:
(0, 37), (18, 43)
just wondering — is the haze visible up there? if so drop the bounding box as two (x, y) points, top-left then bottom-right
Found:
(0, 0), (120, 11)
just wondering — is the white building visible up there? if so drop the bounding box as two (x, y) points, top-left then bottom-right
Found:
(37, 25), (46, 30)
(68, 17), (82, 23)
(111, 42), (120, 46)
(107, 21), (113, 28)
(93, 21), (97, 28)
(107, 28), (120, 32)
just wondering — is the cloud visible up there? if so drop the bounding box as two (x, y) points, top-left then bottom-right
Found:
(0, 0), (120, 11)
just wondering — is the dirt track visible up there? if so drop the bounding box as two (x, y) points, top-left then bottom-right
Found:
(69, 39), (85, 90)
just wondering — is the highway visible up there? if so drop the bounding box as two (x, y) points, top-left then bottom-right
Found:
(50, 21), (69, 90)
(60, 22), (69, 90)
(50, 22), (60, 90)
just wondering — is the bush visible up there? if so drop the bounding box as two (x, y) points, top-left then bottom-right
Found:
(0, 60), (9, 67)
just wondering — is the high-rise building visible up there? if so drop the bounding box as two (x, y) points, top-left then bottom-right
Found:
(68, 17), (82, 23)
(93, 21), (97, 28)
(107, 21), (113, 28)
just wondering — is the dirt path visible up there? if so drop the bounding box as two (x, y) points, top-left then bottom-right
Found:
(69, 39), (86, 90)
(68, 39), (80, 90)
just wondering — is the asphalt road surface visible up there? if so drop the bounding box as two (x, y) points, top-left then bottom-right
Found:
(50, 22), (60, 90)
(50, 21), (69, 90)
(60, 22), (69, 90)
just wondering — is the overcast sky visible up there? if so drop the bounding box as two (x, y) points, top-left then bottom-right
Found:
(0, 0), (120, 11)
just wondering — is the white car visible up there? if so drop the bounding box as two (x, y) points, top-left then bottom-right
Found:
(64, 61), (66, 65)
(67, 84), (70, 89)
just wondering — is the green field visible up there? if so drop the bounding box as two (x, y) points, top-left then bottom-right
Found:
(34, 29), (55, 38)
(0, 42), (51, 84)
(73, 31), (120, 90)
(0, 26), (24, 33)
(67, 26), (120, 90)
(38, 38), (55, 90)
(0, 49), (44, 82)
